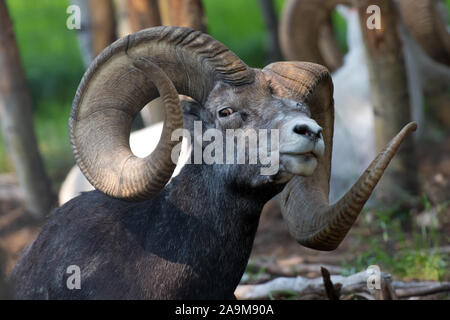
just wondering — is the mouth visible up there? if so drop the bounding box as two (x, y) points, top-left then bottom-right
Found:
(278, 149), (320, 177)
(280, 151), (318, 159)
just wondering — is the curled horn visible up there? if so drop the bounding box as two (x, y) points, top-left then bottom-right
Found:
(70, 26), (254, 200)
(263, 62), (417, 250)
(279, 0), (353, 71)
(398, 0), (450, 66)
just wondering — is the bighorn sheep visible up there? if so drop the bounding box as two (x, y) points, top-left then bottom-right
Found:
(10, 26), (416, 299)
(57, 6), (369, 205)
(59, 1), (447, 204)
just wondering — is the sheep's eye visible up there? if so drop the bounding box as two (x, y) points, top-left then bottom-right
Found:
(218, 107), (234, 117)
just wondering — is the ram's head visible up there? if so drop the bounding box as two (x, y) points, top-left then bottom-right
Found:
(70, 26), (416, 252)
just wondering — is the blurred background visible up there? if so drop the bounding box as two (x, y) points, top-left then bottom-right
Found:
(0, 0), (449, 299)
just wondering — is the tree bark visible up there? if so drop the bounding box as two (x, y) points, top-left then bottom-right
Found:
(0, 0), (56, 219)
(158, 0), (207, 32)
(126, 0), (161, 32)
(357, 0), (417, 205)
(87, 0), (116, 57)
(259, 0), (282, 63)
(71, 0), (116, 67)
(113, 0), (132, 38)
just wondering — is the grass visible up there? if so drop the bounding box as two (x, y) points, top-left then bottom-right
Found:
(341, 196), (449, 282)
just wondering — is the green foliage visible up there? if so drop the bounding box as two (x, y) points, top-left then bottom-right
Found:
(203, 0), (268, 68)
(34, 102), (73, 184)
(273, 0), (287, 16)
(268, 290), (301, 300)
(204, 0), (292, 68)
(331, 9), (348, 54)
(445, 0), (450, 25)
(242, 262), (267, 284)
(6, 0), (84, 104)
(0, 0), (83, 174)
(0, 131), (13, 172)
(342, 198), (449, 281)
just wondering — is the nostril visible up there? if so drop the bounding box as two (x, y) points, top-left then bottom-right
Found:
(293, 124), (313, 137)
(293, 124), (323, 139)
(294, 124), (310, 136)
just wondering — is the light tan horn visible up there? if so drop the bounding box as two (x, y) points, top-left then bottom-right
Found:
(264, 61), (417, 251)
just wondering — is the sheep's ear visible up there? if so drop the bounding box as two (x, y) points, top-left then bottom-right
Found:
(181, 99), (202, 132)
(182, 99), (201, 118)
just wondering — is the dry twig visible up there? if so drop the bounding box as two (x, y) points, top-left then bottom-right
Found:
(236, 269), (450, 300)
(321, 267), (341, 300)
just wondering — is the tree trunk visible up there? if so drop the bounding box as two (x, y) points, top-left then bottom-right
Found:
(87, 0), (116, 57)
(259, 0), (282, 63)
(158, 0), (207, 32)
(0, 0), (56, 219)
(0, 275), (8, 300)
(126, 0), (161, 32)
(113, 0), (132, 38)
(0, 248), (9, 299)
(71, 0), (116, 67)
(357, 0), (417, 205)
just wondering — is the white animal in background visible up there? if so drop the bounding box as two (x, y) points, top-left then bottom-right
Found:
(329, 7), (375, 203)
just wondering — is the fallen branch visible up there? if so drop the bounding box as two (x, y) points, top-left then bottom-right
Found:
(392, 280), (444, 288)
(235, 270), (388, 300)
(236, 270), (450, 300)
(395, 283), (450, 298)
(248, 258), (343, 277)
